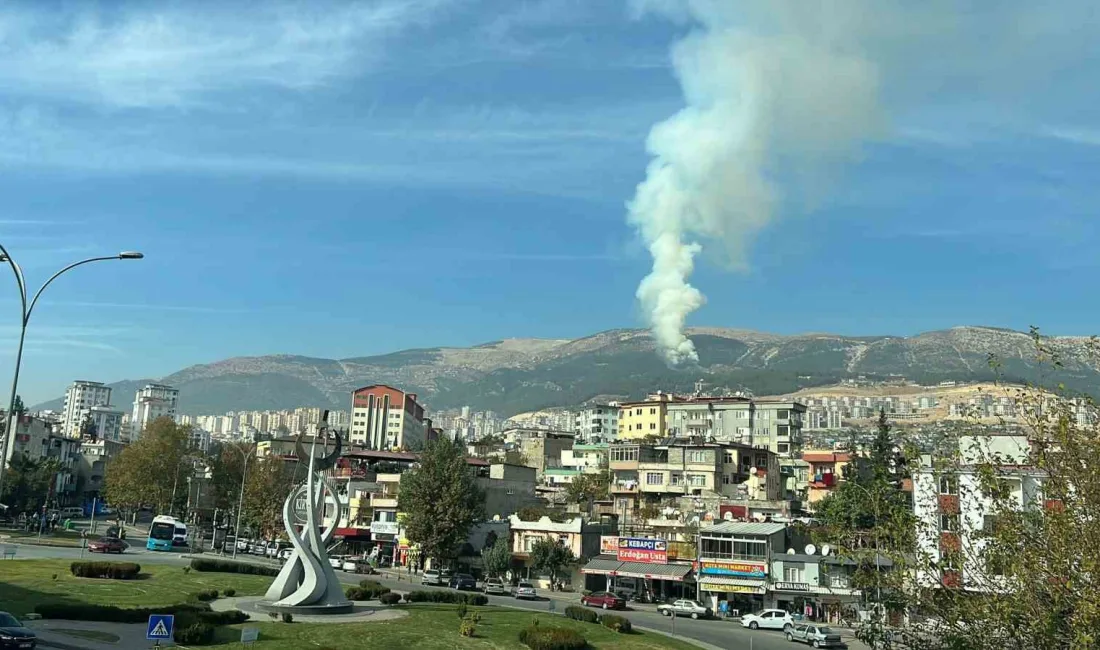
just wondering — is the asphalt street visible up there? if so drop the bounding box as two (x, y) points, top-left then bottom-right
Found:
(3, 541), (866, 650)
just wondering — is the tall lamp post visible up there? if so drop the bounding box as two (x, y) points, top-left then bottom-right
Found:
(0, 246), (143, 500)
(231, 443), (256, 559)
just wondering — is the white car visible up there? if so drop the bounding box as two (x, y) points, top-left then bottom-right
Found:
(740, 608), (796, 631)
(511, 581), (537, 600)
(342, 558), (360, 572)
(278, 548), (293, 561)
(657, 600), (712, 620)
(421, 569), (443, 586)
(483, 577), (507, 595)
(328, 556), (344, 570)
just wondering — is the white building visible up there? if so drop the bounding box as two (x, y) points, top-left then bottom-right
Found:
(912, 434), (1041, 591)
(81, 405), (125, 442)
(349, 384), (426, 450)
(188, 427), (211, 453)
(62, 381), (112, 438)
(664, 397), (805, 458)
(573, 404), (619, 442)
(130, 383), (179, 441)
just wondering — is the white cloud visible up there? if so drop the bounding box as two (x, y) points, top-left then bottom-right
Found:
(0, 1), (450, 109)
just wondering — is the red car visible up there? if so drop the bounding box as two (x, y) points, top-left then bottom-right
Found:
(87, 537), (126, 554)
(581, 591), (626, 610)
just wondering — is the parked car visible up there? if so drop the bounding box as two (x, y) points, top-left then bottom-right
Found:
(278, 547), (293, 561)
(59, 507), (84, 519)
(511, 582), (537, 600)
(421, 569), (443, 586)
(657, 600), (712, 620)
(787, 623), (846, 648)
(449, 573), (477, 591)
(237, 538), (252, 552)
(440, 569), (454, 583)
(87, 536), (126, 554)
(350, 558), (376, 574)
(328, 556), (345, 570)
(483, 577), (507, 595)
(249, 541), (266, 555)
(740, 609), (796, 630)
(581, 591), (626, 610)
(265, 542), (288, 558)
(0, 611), (36, 649)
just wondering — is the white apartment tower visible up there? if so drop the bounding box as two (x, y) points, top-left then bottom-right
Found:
(130, 383), (180, 441)
(349, 384), (426, 451)
(62, 381), (112, 438)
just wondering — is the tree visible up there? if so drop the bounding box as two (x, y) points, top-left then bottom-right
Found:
(530, 537), (576, 586)
(103, 417), (192, 521)
(398, 439), (485, 566)
(242, 456), (296, 540)
(79, 414), (98, 441)
(565, 469), (611, 508)
(1, 455), (60, 515)
(481, 535), (511, 578)
(206, 442), (249, 512)
(12, 395), (25, 418)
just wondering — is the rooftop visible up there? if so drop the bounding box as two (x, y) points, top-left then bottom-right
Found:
(700, 521), (787, 536)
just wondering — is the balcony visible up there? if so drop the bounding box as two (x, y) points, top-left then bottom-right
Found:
(611, 482), (638, 494)
(370, 494), (399, 508)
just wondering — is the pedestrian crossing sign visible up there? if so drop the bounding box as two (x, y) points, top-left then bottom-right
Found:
(146, 614), (174, 640)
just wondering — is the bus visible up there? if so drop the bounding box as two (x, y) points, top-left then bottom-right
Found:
(147, 515), (188, 551)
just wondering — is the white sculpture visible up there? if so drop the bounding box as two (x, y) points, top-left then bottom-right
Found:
(263, 417), (352, 611)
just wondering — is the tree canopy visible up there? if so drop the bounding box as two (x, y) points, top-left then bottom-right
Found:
(398, 438), (485, 564)
(481, 534), (511, 578)
(103, 417), (193, 520)
(1, 455), (60, 515)
(530, 537), (576, 585)
(241, 455), (297, 540)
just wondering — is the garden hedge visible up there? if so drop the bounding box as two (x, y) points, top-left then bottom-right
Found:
(599, 614), (631, 633)
(402, 590), (488, 606)
(189, 558), (279, 576)
(564, 606), (599, 624)
(70, 561), (141, 580)
(518, 624), (587, 650)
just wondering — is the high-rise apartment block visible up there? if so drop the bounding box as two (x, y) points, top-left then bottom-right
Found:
(349, 385), (425, 450)
(573, 404), (618, 442)
(62, 381), (112, 438)
(130, 383), (179, 441)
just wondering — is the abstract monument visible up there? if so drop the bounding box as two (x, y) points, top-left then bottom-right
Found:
(261, 412), (353, 614)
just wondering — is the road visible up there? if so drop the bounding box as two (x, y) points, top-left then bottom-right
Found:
(4, 541), (865, 650)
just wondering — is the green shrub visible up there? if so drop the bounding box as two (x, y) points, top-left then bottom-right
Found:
(456, 603), (468, 619)
(379, 593), (401, 606)
(564, 606), (598, 624)
(518, 625), (587, 650)
(174, 622), (215, 645)
(356, 580), (391, 599)
(402, 592), (413, 602)
(35, 602), (209, 623)
(189, 558), (279, 577)
(466, 594), (489, 606)
(69, 561), (142, 580)
(459, 619), (476, 637)
(599, 614), (631, 633)
(281, 612), (293, 623)
(193, 590), (219, 602)
(223, 588), (236, 597)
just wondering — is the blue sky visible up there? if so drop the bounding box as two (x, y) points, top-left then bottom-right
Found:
(1, 0), (1099, 403)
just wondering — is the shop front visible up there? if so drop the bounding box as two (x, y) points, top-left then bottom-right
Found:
(697, 560), (768, 615)
(770, 581), (815, 618)
(580, 556), (694, 601)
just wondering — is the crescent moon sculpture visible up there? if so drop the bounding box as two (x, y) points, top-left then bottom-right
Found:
(262, 411), (353, 613)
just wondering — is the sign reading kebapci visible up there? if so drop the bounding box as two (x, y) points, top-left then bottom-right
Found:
(617, 537), (668, 564)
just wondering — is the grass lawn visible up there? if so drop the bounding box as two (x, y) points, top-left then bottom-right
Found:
(0, 559), (272, 616)
(207, 604), (699, 650)
(2, 530), (85, 547)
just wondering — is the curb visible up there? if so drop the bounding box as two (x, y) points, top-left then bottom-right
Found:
(635, 625), (724, 650)
(37, 639), (95, 650)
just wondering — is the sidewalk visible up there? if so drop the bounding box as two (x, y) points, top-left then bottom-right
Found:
(25, 619), (167, 650)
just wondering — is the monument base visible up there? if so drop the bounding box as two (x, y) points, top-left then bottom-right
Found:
(256, 600), (355, 615)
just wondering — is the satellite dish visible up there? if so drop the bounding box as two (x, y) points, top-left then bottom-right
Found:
(723, 511), (734, 521)
(821, 544), (832, 557)
(786, 548), (796, 555)
(805, 544), (817, 555)
(492, 514), (501, 521)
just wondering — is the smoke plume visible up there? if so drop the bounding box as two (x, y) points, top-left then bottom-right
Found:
(628, 0), (884, 364)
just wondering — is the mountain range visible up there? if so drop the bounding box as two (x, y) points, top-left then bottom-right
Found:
(31, 326), (1100, 417)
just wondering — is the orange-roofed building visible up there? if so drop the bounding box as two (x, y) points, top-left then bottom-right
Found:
(803, 450), (852, 506)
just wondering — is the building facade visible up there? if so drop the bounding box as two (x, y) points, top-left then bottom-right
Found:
(130, 384), (179, 441)
(350, 384), (426, 451)
(62, 381), (112, 438)
(618, 393), (675, 440)
(573, 404), (619, 443)
(82, 405), (125, 442)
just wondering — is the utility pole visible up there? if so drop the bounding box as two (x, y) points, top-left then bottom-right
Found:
(232, 444), (255, 559)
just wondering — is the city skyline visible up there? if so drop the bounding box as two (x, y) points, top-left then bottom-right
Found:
(1, 1), (1098, 405)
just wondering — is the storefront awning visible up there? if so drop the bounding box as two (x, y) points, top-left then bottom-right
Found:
(581, 556), (623, 575)
(615, 562), (693, 582)
(699, 577), (767, 594)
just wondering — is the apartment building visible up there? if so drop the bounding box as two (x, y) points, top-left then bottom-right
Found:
(519, 431), (574, 478)
(130, 384), (179, 441)
(573, 404), (618, 442)
(349, 384), (426, 451)
(912, 434), (1041, 591)
(609, 441), (781, 514)
(509, 513), (612, 588)
(618, 393), (677, 440)
(62, 381), (112, 438)
(74, 439), (127, 504)
(561, 443), (609, 474)
(802, 450), (852, 507)
(697, 521), (786, 613)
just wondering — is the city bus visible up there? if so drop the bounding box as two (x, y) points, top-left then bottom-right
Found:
(147, 515), (188, 551)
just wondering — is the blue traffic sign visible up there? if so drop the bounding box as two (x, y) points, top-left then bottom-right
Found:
(146, 614), (174, 640)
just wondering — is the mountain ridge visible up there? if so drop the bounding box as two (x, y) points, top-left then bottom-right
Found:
(31, 326), (1099, 417)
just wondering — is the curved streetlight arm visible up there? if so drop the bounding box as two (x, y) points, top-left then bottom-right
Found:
(0, 243), (27, 318)
(25, 255), (128, 323)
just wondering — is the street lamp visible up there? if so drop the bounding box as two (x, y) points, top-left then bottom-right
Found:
(0, 246), (144, 500)
(231, 443), (256, 559)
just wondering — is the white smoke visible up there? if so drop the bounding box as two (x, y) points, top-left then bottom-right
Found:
(629, 0), (885, 364)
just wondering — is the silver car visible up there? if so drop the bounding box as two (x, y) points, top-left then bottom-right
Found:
(657, 599), (713, 620)
(511, 581), (537, 599)
(483, 577), (507, 595)
(787, 623), (846, 648)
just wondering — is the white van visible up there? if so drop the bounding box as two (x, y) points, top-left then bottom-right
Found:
(59, 507), (85, 519)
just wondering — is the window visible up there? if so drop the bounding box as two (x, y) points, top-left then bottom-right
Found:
(687, 474), (707, 487)
(670, 473), (683, 485)
(784, 565), (804, 582)
(939, 514), (959, 532)
(688, 450), (707, 463)
(649, 423), (656, 430)
(636, 408), (642, 415)
(723, 451), (734, 464)
(777, 410), (789, 420)
(777, 425), (789, 437)
(650, 408), (656, 415)
(646, 472), (664, 485)
(777, 443), (790, 454)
